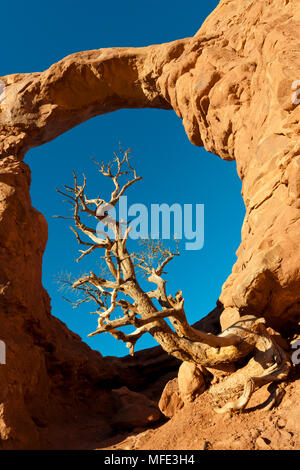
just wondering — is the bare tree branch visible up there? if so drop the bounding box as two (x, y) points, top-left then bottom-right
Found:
(55, 148), (291, 413)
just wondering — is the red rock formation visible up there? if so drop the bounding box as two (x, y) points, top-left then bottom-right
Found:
(102, 369), (300, 450)
(159, 378), (184, 418)
(0, 0), (299, 449)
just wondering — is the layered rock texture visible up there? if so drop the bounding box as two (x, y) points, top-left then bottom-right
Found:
(0, 0), (299, 449)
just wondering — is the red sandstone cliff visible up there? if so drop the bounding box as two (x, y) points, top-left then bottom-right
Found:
(0, 0), (299, 449)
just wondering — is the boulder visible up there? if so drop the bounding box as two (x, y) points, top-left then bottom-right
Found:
(158, 378), (184, 418)
(178, 362), (206, 404)
(111, 387), (161, 431)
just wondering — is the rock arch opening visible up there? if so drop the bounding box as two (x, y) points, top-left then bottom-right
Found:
(25, 107), (245, 356)
(1, 1), (300, 447)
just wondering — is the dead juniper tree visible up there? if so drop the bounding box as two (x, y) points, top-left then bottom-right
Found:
(56, 148), (291, 413)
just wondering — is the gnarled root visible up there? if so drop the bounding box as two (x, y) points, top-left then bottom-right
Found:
(264, 383), (286, 411)
(214, 339), (291, 414)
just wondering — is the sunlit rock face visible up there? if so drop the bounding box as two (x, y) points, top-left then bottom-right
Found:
(0, 0), (299, 448)
(156, 0), (300, 331)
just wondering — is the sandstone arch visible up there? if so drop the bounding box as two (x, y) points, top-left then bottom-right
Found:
(0, 0), (299, 448)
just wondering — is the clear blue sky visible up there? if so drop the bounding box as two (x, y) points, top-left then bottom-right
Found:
(2, 0), (245, 357)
